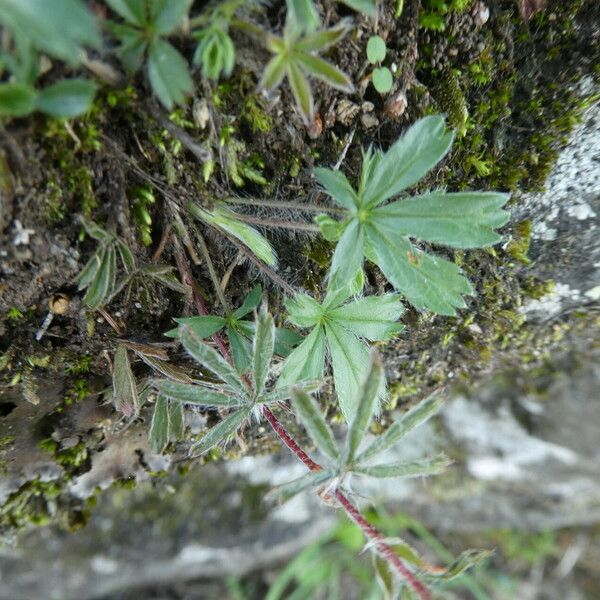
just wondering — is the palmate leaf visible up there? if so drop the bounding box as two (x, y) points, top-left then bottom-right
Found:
(149, 395), (187, 453)
(315, 115), (510, 315)
(35, 79), (97, 118)
(259, 19), (352, 122)
(0, 0), (101, 65)
(286, 0), (320, 32)
(365, 222), (474, 316)
(154, 380), (243, 407)
(253, 309), (275, 398)
(278, 289), (403, 421)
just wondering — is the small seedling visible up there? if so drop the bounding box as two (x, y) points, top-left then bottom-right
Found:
(366, 35), (393, 94)
(260, 18), (354, 123)
(106, 0), (194, 109)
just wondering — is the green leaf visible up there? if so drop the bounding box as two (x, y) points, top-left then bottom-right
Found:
(109, 22), (147, 72)
(274, 327), (303, 357)
(365, 222), (473, 315)
(258, 379), (323, 404)
(154, 380), (243, 407)
(82, 246), (112, 309)
(328, 218), (365, 290)
(170, 315), (226, 338)
(0, 83), (36, 117)
(269, 469), (336, 503)
(191, 407), (251, 455)
(294, 54), (354, 92)
(147, 39), (193, 109)
(372, 554), (396, 600)
(229, 287), (260, 320)
(143, 264), (188, 294)
(340, 0), (378, 16)
(105, 0), (146, 26)
(314, 214), (348, 242)
(136, 354), (192, 383)
(295, 20), (352, 52)
(288, 61), (313, 121)
(325, 322), (370, 421)
(328, 294), (404, 341)
(0, 0), (101, 65)
(286, 0), (320, 32)
(313, 168), (358, 210)
(343, 352), (383, 465)
(253, 309), (275, 397)
(285, 293), (323, 328)
(192, 205), (278, 267)
(113, 344), (139, 417)
(149, 395), (169, 453)
(366, 36), (386, 64)
(290, 388), (339, 462)
(423, 550), (492, 581)
(277, 327), (326, 389)
(228, 325), (252, 374)
(168, 399), (185, 441)
(179, 325), (246, 394)
(116, 240), (136, 273)
(36, 79), (97, 118)
(81, 219), (112, 242)
(372, 67), (393, 94)
(152, 0), (192, 35)
(259, 54), (287, 91)
(77, 252), (102, 291)
(373, 192), (510, 248)
(362, 115), (454, 207)
(354, 454), (450, 478)
(358, 390), (444, 463)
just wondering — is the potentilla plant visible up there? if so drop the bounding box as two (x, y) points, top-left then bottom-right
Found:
(100, 113), (509, 599)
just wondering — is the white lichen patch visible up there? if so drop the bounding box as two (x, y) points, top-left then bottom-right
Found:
(443, 397), (577, 482)
(520, 283), (581, 319)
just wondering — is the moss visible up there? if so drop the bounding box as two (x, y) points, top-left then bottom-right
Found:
(242, 95), (273, 133)
(506, 220), (532, 265)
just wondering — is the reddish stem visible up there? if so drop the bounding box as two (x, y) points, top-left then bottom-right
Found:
(334, 490), (430, 600)
(262, 406), (322, 472)
(263, 407), (429, 599)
